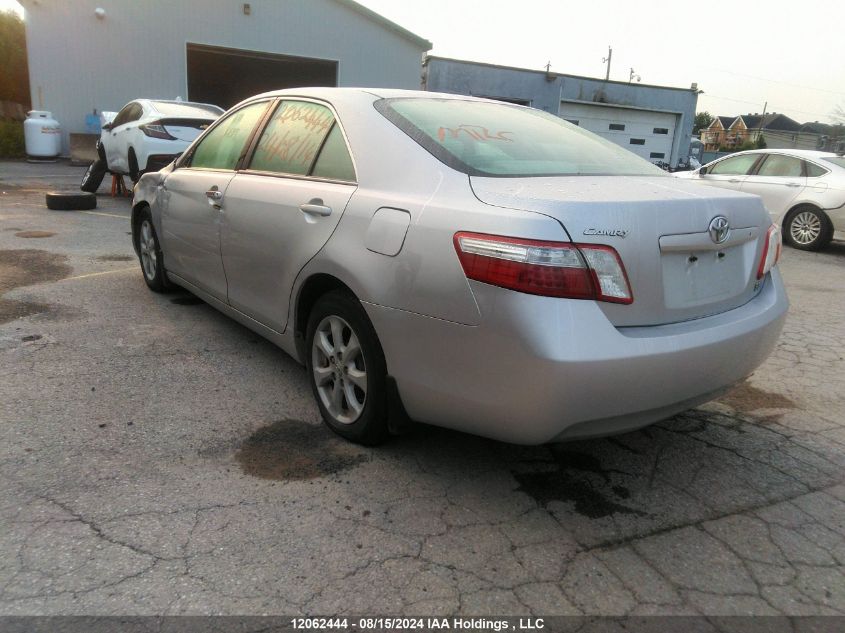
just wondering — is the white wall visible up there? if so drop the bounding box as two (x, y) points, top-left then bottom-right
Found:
(22, 0), (428, 153)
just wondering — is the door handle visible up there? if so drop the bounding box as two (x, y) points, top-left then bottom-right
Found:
(785, 182), (801, 187)
(299, 199), (332, 217)
(729, 178), (741, 183)
(206, 189), (223, 201)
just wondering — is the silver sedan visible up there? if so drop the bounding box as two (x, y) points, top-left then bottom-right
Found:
(132, 88), (788, 445)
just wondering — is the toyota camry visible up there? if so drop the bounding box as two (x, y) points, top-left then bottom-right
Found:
(131, 88), (788, 445)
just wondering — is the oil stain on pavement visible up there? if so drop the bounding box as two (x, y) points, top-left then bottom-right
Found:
(513, 450), (646, 519)
(96, 254), (133, 262)
(718, 381), (796, 412)
(236, 419), (370, 480)
(0, 249), (72, 323)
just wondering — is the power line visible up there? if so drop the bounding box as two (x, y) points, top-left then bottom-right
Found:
(708, 69), (845, 97)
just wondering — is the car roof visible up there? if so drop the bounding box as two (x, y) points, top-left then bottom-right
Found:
(238, 86), (507, 107)
(727, 148), (840, 160)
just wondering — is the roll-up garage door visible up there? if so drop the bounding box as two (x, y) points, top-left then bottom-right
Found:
(559, 102), (677, 165)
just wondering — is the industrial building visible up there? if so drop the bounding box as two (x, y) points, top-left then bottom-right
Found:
(20, 0), (431, 154)
(423, 56), (700, 168)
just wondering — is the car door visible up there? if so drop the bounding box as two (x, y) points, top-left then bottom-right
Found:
(104, 103), (143, 172)
(740, 153), (807, 220)
(220, 99), (357, 332)
(102, 103), (135, 171)
(697, 153), (762, 192)
(159, 100), (271, 300)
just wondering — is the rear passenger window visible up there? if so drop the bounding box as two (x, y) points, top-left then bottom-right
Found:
(805, 162), (827, 177)
(311, 125), (356, 181)
(757, 154), (803, 177)
(250, 101), (334, 175)
(190, 101), (268, 170)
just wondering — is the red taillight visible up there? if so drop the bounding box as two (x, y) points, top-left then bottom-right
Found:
(757, 224), (782, 280)
(139, 122), (176, 140)
(453, 232), (633, 304)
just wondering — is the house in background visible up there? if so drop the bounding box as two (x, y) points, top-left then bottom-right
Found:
(701, 116), (735, 150)
(701, 112), (842, 152)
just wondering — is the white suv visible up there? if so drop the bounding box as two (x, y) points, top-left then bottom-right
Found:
(81, 99), (223, 192)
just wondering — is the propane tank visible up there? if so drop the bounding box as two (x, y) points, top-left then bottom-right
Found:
(24, 110), (62, 160)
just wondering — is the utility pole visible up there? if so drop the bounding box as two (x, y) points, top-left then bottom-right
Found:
(602, 46), (612, 81)
(756, 101), (767, 144)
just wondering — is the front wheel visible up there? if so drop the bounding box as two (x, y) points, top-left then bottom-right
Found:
(784, 206), (832, 251)
(80, 158), (108, 193)
(306, 291), (389, 445)
(135, 207), (169, 292)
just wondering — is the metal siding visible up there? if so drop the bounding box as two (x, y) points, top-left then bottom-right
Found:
(23, 0), (428, 154)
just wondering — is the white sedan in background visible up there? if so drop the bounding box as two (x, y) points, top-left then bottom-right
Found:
(81, 99), (223, 192)
(678, 149), (845, 250)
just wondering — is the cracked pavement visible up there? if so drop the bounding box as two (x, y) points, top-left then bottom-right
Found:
(1, 161), (844, 616)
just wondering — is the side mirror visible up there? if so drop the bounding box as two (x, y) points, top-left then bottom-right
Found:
(102, 122), (113, 131)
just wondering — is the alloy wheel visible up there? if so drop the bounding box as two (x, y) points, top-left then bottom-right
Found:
(311, 315), (367, 424)
(790, 211), (821, 246)
(139, 219), (157, 280)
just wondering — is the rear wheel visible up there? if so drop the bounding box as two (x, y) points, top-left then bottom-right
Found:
(128, 149), (142, 183)
(784, 206), (832, 251)
(135, 207), (169, 292)
(306, 291), (388, 445)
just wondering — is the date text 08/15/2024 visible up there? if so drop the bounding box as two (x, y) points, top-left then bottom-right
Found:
(290, 617), (546, 631)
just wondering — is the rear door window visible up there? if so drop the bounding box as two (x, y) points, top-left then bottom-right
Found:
(804, 161), (828, 177)
(311, 125), (356, 181)
(249, 101), (335, 176)
(189, 101), (269, 171)
(756, 154), (803, 177)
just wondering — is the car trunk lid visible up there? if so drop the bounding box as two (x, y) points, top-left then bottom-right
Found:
(470, 175), (771, 326)
(159, 118), (214, 142)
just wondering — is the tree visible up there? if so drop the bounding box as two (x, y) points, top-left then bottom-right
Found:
(0, 10), (30, 106)
(694, 111), (714, 135)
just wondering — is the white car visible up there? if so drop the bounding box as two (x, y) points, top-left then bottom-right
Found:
(81, 99), (223, 192)
(677, 149), (845, 250)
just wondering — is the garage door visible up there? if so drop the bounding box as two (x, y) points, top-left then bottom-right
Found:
(187, 43), (338, 110)
(559, 102), (677, 166)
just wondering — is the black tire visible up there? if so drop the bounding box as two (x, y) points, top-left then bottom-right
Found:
(783, 205), (832, 251)
(306, 290), (389, 445)
(134, 206), (170, 292)
(80, 158), (108, 193)
(45, 191), (96, 211)
(128, 149), (141, 183)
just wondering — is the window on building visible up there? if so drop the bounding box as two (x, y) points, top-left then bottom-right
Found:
(653, 127), (669, 134)
(650, 152), (665, 158)
(630, 138), (645, 145)
(609, 123), (626, 131)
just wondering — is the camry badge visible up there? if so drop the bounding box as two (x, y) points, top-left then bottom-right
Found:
(708, 216), (730, 244)
(583, 228), (628, 238)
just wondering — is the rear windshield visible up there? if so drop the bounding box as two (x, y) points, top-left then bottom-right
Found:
(822, 157), (845, 169)
(375, 97), (664, 177)
(151, 101), (224, 117)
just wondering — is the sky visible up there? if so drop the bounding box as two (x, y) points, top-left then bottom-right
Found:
(3, 0), (843, 123)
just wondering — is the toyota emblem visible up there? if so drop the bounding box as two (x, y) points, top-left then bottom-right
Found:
(708, 216), (730, 244)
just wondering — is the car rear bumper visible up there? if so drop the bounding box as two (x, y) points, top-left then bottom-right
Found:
(364, 268), (788, 445)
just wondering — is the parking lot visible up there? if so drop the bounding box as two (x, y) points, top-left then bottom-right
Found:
(1, 160), (844, 617)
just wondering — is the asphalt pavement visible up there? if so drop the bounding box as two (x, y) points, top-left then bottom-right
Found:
(1, 160), (844, 617)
